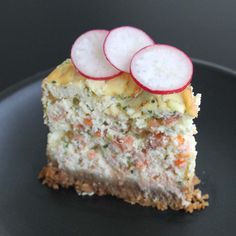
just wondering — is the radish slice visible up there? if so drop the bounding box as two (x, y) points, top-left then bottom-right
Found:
(104, 26), (154, 73)
(130, 44), (193, 94)
(71, 30), (120, 80)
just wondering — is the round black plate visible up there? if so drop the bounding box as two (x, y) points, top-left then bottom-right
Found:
(0, 60), (236, 236)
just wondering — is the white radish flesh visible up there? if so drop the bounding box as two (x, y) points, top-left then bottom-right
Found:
(104, 26), (154, 73)
(130, 44), (193, 94)
(71, 30), (120, 80)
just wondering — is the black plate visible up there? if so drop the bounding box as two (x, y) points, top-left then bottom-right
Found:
(0, 59), (236, 236)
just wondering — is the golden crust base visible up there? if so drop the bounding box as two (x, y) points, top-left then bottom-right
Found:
(39, 163), (208, 213)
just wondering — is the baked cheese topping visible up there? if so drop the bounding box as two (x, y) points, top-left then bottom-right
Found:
(44, 59), (200, 117)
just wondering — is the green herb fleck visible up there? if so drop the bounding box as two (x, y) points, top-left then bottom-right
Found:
(123, 106), (128, 110)
(103, 121), (108, 126)
(148, 110), (152, 114)
(86, 104), (94, 112)
(73, 97), (80, 105)
(151, 99), (155, 103)
(51, 80), (56, 84)
(103, 144), (109, 148)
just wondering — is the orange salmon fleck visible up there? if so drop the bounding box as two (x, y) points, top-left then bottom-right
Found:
(174, 159), (186, 167)
(94, 130), (101, 137)
(88, 150), (96, 160)
(177, 135), (185, 145)
(148, 119), (161, 128)
(176, 153), (191, 159)
(84, 118), (93, 126)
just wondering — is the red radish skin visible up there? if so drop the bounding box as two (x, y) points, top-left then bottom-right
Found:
(130, 44), (193, 94)
(71, 29), (121, 80)
(104, 26), (155, 73)
(71, 59), (121, 81)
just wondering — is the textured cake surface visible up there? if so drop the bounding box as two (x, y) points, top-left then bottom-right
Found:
(39, 59), (208, 212)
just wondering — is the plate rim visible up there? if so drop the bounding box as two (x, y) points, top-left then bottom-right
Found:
(0, 58), (236, 101)
(0, 68), (53, 101)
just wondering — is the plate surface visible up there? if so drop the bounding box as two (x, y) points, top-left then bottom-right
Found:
(0, 60), (236, 236)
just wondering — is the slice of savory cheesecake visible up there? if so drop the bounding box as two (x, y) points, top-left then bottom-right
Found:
(39, 59), (208, 212)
